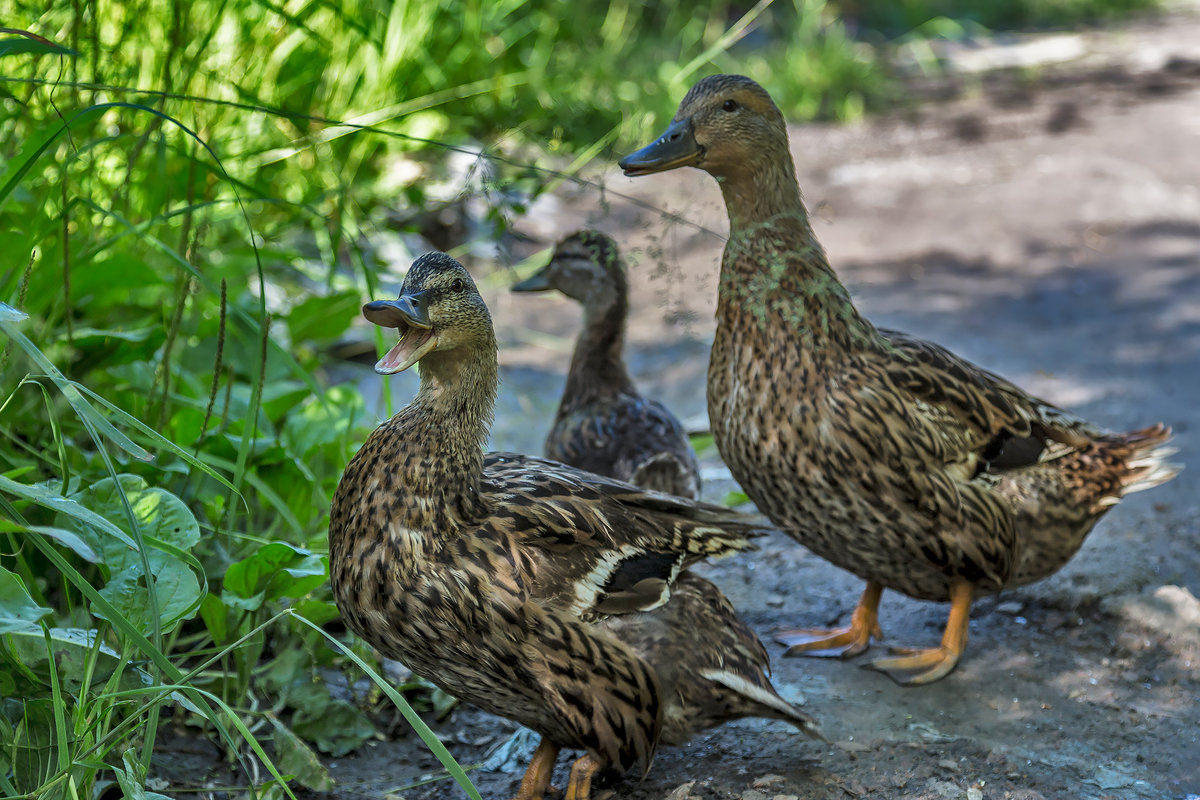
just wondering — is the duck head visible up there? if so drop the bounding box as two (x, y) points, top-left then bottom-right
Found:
(511, 229), (625, 311)
(363, 252), (492, 375)
(618, 74), (788, 179)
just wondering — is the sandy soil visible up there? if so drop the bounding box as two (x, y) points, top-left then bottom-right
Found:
(162, 10), (1200, 800)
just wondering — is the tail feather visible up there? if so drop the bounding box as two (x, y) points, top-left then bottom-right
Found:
(700, 669), (824, 740)
(632, 452), (700, 499)
(1113, 423), (1182, 497)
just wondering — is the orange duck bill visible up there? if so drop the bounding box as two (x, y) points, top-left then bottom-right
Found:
(362, 292), (438, 375)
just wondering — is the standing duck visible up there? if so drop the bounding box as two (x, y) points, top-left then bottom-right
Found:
(618, 74), (1180, 685)
(329, 252), (819, 800)
(513, 229), (702, 498)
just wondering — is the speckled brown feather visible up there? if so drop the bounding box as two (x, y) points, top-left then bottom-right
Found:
(330, 252), (816, 791)
(634, 75), (1180, 604)
(516, 230), (701, 498)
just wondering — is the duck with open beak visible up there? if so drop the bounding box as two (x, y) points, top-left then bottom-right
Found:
(362, 292), (437, 375)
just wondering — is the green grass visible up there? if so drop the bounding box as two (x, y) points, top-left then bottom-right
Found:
(0, 0), (1162, 796)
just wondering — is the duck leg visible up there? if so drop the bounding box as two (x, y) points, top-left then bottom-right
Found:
(512, 737), (560, 800)
(864, 581), (972, 686)
(563, 753), (602, 800)
(776, 582), (884, 658)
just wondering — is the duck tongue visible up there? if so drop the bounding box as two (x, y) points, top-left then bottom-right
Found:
(375, 327), (437, 374)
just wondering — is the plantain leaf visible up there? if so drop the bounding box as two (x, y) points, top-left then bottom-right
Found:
(222, 542), (326, 611)
(55, 475), (203, 633)
(270, 717), (335, 791)
(0, 567), (51, 633)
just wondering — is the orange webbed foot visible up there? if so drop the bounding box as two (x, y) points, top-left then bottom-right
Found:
(563, 754), (602, 800)
(777, 582), (883, 658)
(512, 737), (560, 800)
(862, 581), (973, 686)
(863, 644), (962, 685)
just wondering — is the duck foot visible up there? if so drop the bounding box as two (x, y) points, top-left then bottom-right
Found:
(564, 754), (601, 800)
(776, 582), (883, 658)
(862, 645), (961, 685)
(861, 581), (972, 686)
(512, 737), (560, 800)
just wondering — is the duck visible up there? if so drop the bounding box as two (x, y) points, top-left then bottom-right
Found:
(618, 74), (1180, 685)
(329, 251), (819, 800)
(513, 229), (702, 499)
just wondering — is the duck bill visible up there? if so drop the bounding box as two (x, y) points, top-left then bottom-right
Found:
(374, 328), (438, 374)
(511, 267), (554, 293)
(362, 295), (438, 375)
(618, 118), (702, 176)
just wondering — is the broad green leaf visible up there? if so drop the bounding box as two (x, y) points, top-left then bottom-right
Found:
(4, 627), (152, 693)
(0, 567), (51, 633)
(432, 686), (460, 720)
(114, 750), (173, 800)
(100, 560), (201, 636)
(270, 718), (335, 791)
(0, 475), (136, 552)
(287, 290), (362, 345)
(290, 598), (340, 626)
(292, 698), (376, 757)
(223, 542), (326, 611)
(10, 698), (57, 793)
(67, 252), (159, 297)
(69, 381), (241, 496)
(55, 476), (203, 632)
(63, 475), (200, 573)
(722, 489), (751, 508)
(198, 593), (229, 645)
(25, 538), (298, 800)
(23, 525), (100, 562)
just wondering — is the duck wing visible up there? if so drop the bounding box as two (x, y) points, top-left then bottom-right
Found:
(481, 452), (768, 617)
(877, 328), (1100, 479)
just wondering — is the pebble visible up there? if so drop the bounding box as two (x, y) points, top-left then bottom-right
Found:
(665, 781), (696, 800)
(1090, 765), (1135, 789)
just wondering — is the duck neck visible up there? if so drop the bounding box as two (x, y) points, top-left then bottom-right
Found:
(714, 154), (880, 349)
(380, 341), (497, 512)
(561, 295), (635, 410)
(715, 147), (807, 233)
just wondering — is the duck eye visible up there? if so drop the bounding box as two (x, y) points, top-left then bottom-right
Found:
(450, 278), (465, 293)
(722, 99), (739, 112)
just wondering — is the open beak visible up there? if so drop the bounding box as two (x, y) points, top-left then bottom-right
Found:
(362, 292), (438, 374)
(618, 118), (703, 176)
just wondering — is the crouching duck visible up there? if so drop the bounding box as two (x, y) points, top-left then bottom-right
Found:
(513, 229), (702, 498)
(329, 252), (819, 800)
(619, 74), (1180, 685)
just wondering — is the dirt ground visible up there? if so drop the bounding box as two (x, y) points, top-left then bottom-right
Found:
(164, 9), (1200, 800)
